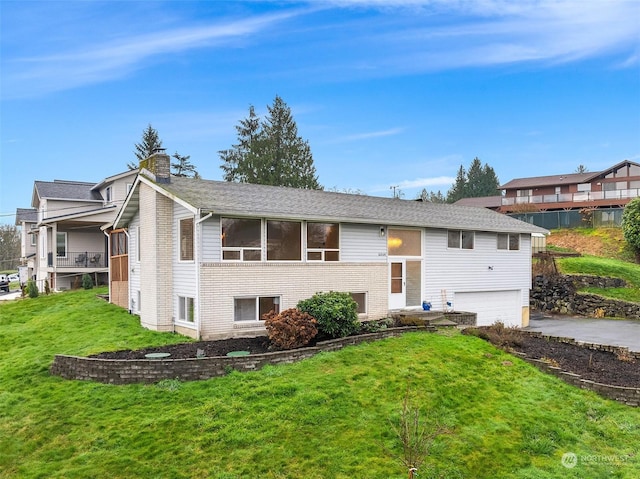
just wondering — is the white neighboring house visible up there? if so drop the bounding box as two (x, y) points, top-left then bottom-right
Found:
(111, 152), (548, 340)
(22, 170), (137, 291)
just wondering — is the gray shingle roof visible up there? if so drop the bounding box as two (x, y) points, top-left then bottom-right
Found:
(34, 180), (102, 201)
(159, 177), (547, 234)
(15, 208), (37, 224)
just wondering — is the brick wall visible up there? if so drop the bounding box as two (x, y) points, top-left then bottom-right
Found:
(50, 327), (420, 384)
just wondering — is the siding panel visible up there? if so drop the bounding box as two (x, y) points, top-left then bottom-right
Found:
(341, 223), (387, 262)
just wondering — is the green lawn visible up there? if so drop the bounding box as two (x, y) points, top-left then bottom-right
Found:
(557, 255), (640, 302)
(1, 289), (639, 478)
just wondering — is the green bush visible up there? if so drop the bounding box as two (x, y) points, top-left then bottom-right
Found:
(263, 308), (318, 350)
(26, 280), (38, 298)
(82, 274), (94, 290)
(297, 291), (359, 339)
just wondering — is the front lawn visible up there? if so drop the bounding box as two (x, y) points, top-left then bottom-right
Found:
(1, 289), (639, 478)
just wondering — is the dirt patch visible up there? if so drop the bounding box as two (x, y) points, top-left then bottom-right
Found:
(464, 327), (639, 388)
(547, 228), (632, 261)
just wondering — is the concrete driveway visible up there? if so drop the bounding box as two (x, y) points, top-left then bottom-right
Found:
(0, 290), (21, 301)
(526, 316), (640, 352)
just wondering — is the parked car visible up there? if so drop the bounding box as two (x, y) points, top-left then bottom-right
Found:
(8, 273), (19, 283)
(0, 274), (9, 292)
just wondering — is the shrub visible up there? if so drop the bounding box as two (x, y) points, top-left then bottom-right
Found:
(462, 322), (523, 348)
(263, 308), (318, 350)
(44, 279), (51, 295)
(82, 274), (94, 290)
(26, 280), (38, 298)
(297, 291), (359, 339)
(359, 317), (395, 333)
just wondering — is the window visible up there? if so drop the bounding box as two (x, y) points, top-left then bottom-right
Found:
(307, 222), (339, 261)
(30, 233), (36, 246)
(267, 220), (301, 261)
(234, 296), (280, 322)
(180, 217), (194, 261)
(178, 296), (195, 323)
(136, 226), (141, 262)
(126, 183), (133, 194)
(577, 183), (591, 192)
(222, 218), (261, 261)
(56, 232), (67, 257)
(350, 292), (367, 314)
(111, 230), (128, 256)
(497, 233), (520, 251)
(516, 189), (532, 197)
(448, 230), (474, 249)
(105, 186), (112, 203)
(387, 229), (421, 256)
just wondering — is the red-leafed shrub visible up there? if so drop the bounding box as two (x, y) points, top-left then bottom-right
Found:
(263, 308), (318, 350)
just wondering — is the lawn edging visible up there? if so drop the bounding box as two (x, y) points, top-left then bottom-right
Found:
(517, 331), (640, 407)
(50, 326), (425, 384)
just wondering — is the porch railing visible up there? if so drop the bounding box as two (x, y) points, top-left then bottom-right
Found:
(502, 188), (640, 206)
(48, 251), (106, 268)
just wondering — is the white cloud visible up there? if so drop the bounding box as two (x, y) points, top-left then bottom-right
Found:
(341, 127), (404, 141)
(370, 175), (454, 193)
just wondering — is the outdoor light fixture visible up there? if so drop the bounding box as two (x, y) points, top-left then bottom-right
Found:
(380, 227), (386, 237)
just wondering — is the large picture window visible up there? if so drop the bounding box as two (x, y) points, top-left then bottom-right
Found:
(307, 222), (339, 261)
(448, 230), (474, 249)
(267, 221), (301, 261)
(111, 230), (128, 256)
(222, 218), (261, 261)
(234, 296), (281, 322)
(180, 217), (194, 261)
(388, 229), (421, 256)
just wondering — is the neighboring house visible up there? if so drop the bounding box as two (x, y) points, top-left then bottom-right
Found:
(15, 208), (38, 281)
(25, 170), (137, 291)
(110, 151), (547, 340)
(453, 196), (502, 210)
(500, 160), (640, 213)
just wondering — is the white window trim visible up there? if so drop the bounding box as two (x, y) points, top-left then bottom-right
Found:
(56, 232), (68, 258)
(176, 295), (196, 326)
(136, 226), (141, 263)
(447, 230), (474, 250)
(105, 186), (112, 204)
(179, 217), (195, 263)
(233, 295), (281, 322)
(306, 222), (341, 262)
(497, 233), (520, 251)
(221, 217), (263, 262)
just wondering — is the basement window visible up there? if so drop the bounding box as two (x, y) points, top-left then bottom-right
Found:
(178, 296), (194, 323)
(234, 296), (281, 322)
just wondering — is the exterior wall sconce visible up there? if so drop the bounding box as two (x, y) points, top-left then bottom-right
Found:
(488, 266), (494, 270)
(380, 227), (386, 237)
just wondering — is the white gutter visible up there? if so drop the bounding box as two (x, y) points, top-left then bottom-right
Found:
(194, 211), (213, 340)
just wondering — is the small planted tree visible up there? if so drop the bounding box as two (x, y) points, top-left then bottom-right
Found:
(81, 274), (93, 290)
(297, 291), (359, 339)
(27, 280), (38, 298)
(263, 308), (318, 350)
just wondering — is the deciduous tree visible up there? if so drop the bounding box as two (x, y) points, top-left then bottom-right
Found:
(0, 225), (20, 271)
(622, 197), (640, 262)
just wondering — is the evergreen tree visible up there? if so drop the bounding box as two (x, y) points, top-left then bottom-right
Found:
(417, 189), (446, 203)
(575, 164), (589, 173)
(465, 157), (500, 197)
(129, 124), (163, 170)
(447, 165), (467, 203)
(219, 96), (322, 189)
(622, 197), (640, 263)
(171, 152), (199, 178)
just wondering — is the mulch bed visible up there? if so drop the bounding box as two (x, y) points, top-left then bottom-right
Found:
(91, 329), (639, 388)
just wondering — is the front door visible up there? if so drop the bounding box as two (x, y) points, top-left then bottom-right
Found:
(389, 259), (422, 310)
(389, 260), (405, 310)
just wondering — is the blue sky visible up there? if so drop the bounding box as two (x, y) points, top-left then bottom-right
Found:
(1, 0), (639, 224)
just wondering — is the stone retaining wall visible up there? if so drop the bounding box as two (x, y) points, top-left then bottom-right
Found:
(531, 274), (640, 319)
(50, 327), (422, 384)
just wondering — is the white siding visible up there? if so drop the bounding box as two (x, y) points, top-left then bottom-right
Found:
(201, 216), (220, 262)
(341, 223), (387, 262)
(129, 213), (141, 313)
(424, 229), (532, 311)
(173, 203), (197, 329)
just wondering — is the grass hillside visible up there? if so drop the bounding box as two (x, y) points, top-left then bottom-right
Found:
(1, 289), (639, 478)
(547, 228), (636, 262)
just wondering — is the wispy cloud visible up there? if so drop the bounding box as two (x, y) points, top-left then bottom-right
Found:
(2, 9), (303, 99)
(370, 175), (454, 193)
(341, 127), (404, 141)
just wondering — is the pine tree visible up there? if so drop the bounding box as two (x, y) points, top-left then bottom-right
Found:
(447, 165), (467, 203)
(219, 96), (322, 189)
(129, 124), (163, 169)
(171, 152), (199, 178)
(465, 157), (500, 197)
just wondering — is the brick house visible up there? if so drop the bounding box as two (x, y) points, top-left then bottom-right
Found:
(111, 151), (547, 340)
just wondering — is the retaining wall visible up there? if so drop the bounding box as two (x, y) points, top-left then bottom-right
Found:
(50, 327), (422, 384)
(531, 274), (640, 319)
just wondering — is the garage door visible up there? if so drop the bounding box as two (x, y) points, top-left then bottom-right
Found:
(454, 290), (521, 327)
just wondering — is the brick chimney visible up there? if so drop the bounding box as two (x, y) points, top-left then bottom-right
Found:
(140, 148), (170, 184)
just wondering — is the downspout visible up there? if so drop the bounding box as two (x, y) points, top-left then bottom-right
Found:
(103, 230), (111, 302)
(122, 229), (131, 313)
(195, 211), (213, 340)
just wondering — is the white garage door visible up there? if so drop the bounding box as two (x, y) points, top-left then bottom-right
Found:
(454, 290), (521, 327)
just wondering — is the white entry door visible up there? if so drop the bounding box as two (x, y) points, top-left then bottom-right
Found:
(389, 260), (406, 310)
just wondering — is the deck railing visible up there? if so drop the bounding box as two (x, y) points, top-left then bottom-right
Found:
(48, 251), (105, 268)
(502, 188), (640, 206)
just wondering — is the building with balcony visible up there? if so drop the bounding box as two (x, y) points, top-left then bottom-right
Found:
(20, 170), (137, 291)
(500, 160), (640, 213)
